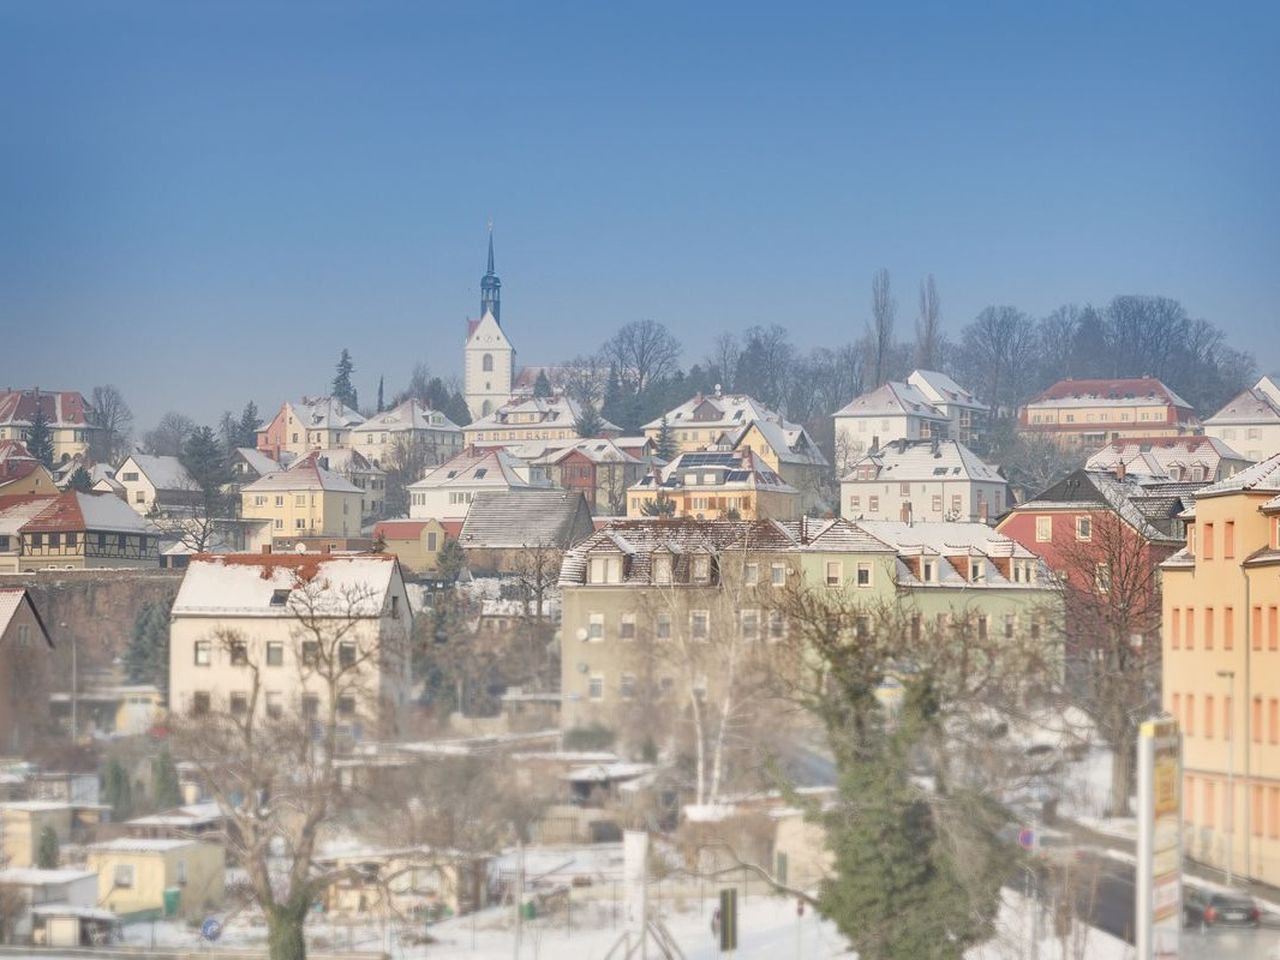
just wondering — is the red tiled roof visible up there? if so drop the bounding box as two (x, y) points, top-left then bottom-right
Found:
(373, 520), (437, 539)
(1028, 377), (1190, 407)
(441, 520), (464, 540)
(1101, 435), (1219, 451)
(190, 551), (395, 583)
(0, 389), (96, 427)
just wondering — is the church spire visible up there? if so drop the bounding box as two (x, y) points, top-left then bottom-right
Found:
(481, 220), (501, 324)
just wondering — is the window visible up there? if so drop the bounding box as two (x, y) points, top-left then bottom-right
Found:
(1224, 606), (1234, 651)
(1171, 607), (1181, 649)
(1271, 606), (1279, 651)
(1255, 786), (1266, 837)
(1272, 699), (1279, 745)
(270, 589), (290, 607)
(275, 495), (284, 507)
(302, 695), (319, 719)
(932, 495), (943, 512)
(899, 482), (911, 496)
(176, 860), (187, 886)
(1254, 606), (1263, 651)
(1204, 781), (1216, 830)
(653, 555), (673, 584)
(1253, 697), (1263, 743)
(869, 495), (880, 512)
(771, 563), (786, 586)
(588, 613), (604, 641)
(744, 562), (759, 585)
(692, 555), (711, 583)
(690, 610), (709, 641)
(1185, 607), (1195, 649)
(1094, 562), (1110, 593)
(266, 642), (284, 666)
(338, 642), (357, 668)
(655, 612), (671, 641)
(977, 615), (989, 640)
(1205, 694), (1215, 738)
(922, 560), (934, 583)
(295, 518), (307, 530)
(848, 495), (861, 512)
(265, 692), (283, 719)
(482, 353), (494, 372)
(1185, 775), (1195, 824)
(970, 560), (985, 583)
(1171, 692), (1181, 721)
(588, 675), (604, 701)
(391, 595), (401, 619)
(113, 864), (135, 889)
(1224, 695), (1233, 739)
(66, 532), (77, 548)
(31, 533), (42, 548)
(135, 491), (145, 503)
(1075, 516), (1092, 541)
(1204, 608), (1215, 649)
(1271, 787), (1280, 840)
(302, 641), (320, 666)
(1224, 521), (1235, 559)
(192, 692), (211, 716)
(194, 641), (211, 666)
(854, 562), (872, 587)
(825, 561), (842, 587)
(741, 609), (760, 640)
(229, 693), (248, 716)
(768, 609), (786, 640)
(230, 641), (248, 665)
(1202, 523), (1214, 559)
(910, 614), (922, 642)
(337, 696), (356, 716)
(1004, 613), (1016, 639)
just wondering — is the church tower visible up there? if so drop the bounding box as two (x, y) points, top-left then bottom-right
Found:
(480, 228), (501, 324)
(464, 225), (515, 421)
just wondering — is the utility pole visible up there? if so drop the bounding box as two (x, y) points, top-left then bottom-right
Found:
(1218, 669), (1236, 886)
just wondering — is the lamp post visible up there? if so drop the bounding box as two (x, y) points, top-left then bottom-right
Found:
(1217, 668), (1236, 887)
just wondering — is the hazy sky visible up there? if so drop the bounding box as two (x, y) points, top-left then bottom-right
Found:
(2, 1), (1277, 429)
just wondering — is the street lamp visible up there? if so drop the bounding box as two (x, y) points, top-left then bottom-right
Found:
(1217, 668), (1235, 887)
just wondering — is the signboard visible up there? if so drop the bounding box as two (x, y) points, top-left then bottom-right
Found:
(200, 917), (222, 942)
(1136, 718), (1181, 960)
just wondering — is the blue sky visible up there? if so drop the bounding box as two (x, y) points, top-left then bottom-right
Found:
(1, 1), (1277, 427)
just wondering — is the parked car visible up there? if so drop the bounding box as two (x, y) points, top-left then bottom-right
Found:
(1183, 888), (1260, 929)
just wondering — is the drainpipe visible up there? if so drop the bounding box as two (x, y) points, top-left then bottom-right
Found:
(1243, 565), (1253, 881)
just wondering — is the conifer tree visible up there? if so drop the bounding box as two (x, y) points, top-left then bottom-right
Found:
(152, 750), (182, 809)
(67, 466), (93, 491)
(237, 401), (262, 447)
(37, 826), (59, 869)
(533, 370), (553, 398)
(332, 349), (358, 410)
(376, 375), (385, 412)
(656, 416), (677, 461)
(125, 599), (174, 699)
(574, 402), (605, 438)
(27, 405), (54, 468)
(102, 759), (133, 819)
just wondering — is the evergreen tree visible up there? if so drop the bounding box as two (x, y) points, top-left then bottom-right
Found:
(152, 750), (182, 809)
(533, 370), (553, 398)
(445, 391), (472, 427)
(36, 826), (59, 869)
(437, 538), (466, 583)
(237, 401), (262, 448)
(574, 401), (605, 438)
(102, 759), (133, 819)
(67, 466), (93, 491)
(601, 364), (625, 426)
(27, 405), (54, 469)
(125, 599), (174, 699)
(332, 349), (358, 410)
(640, 494), (675, 517)
(656, 416), (677, 461)
(376, 376), (385, 413)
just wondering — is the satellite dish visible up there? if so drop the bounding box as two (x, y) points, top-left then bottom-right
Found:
(295, 543), (307, 554)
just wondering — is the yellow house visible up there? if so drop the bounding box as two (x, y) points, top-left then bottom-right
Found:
(0, 802), (73, 868)
(86, 838), (224, 918)
(1161, 453), (1280, 885)
(241, 459), (364, 540)
(625, 450), (802, 521)
(641, 391), (793, 454)
(0, 441), (56, 496)
(371, 518), (452, 575)
(0, 390), (101, 466)
(463, 396), (619, 446)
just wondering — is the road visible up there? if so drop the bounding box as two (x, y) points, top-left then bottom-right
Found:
(1046, 851), (1280, 958)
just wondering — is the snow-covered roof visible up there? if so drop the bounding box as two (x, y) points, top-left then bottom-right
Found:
(1024, 377), (1194, 411)
(0, 800), (75, 812)
(459, 490), (593, 549)
(290, 448), (383, 477)
(291, 396), (365, 430)
(243, 460), (362, 494)
(841, 438), (1004, 483)
(731, 418), (829, 467)
(408, 447), (541, 491)
(120, 455), (194, 492)
(0, 588), (49, 645)
(0, 491), (153, 535)
(1203, 376), (1280, 426)
(1084, 436), (1248, 481)
(352, 399), (461, 435)
(833, 381), (950, 421)
(1195, 451), (1280, 498)
(636, 450), (797, 494)
(906, 369), (987, 412)
(0, 867), (96, 886)
(0, 389), (96, 429)
(171, 553), (400, 618)
(564, 762), (654, 783)
(86, 837), (203, 854)
(535, 439), (642, 466)
(29, 904), (119, 921)
(235, 447), (280, 477)
(125, 802), (222, 828)
(642, 392), (792, 432)
(466, 396), (619, 433)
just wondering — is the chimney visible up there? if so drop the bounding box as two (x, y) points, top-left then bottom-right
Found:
(323, 543), (333, 555)
(871, 435), (880, 453)
(262, 544), (273, 555)
(1116, 460), (1126, 481)
(931, 436), (940, 457)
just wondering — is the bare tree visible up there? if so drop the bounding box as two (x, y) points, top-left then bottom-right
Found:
(600, 319), (682, 395)
(868, 268), (896, 387)
(171, 578), (409, 960)
(382, 436), (430, 517)
(914, 275), (942, 370)
(557, 353), (608, 406)
(88, 385), (133, 464)
(509, 540), (561, 620)
(707, 333), (741, 390)
(141, 412), (196, 457)
(1053, 508), (1163, 816)
(956, 306), (1040, 419)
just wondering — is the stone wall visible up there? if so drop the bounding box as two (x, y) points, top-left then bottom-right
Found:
(0, 568), (184, 680)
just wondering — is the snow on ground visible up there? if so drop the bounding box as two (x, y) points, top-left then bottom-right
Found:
(123, 890), (1128, 959)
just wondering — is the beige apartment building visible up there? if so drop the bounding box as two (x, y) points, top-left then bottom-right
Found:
(0, 390), (101, 466)
(1020, 376), (1200, 448)
(240, 460), (364, 539)
(642, 390), (796, 454)
(1161, 452), (1280, 885)
(256, 397), (366, 462)
(168, 553), (413, 740)
(352, 399), (463, 469)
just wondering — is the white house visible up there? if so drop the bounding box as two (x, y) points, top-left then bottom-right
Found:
(351, 399), (463, 469)
(840, 438), (1009, 524)
(407, 447), (548, 522)
(832, 381), (951, 469)
(168, 553), (413, 740)
(0, 867), (98, 941)
(115, 455), (197, 515)
(905, 370), (988, 445)
(1203, 375), (1280, 462)
(1084, 435), (1251, 483)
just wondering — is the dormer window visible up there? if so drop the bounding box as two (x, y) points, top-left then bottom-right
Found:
(653, 555), (673, 585)
(692, 555), (711, 584)
(922, 560), (934, 583)
(270, 589), (291, 607)
(970, 560), (985, 583)
(588, 555), (622, 584)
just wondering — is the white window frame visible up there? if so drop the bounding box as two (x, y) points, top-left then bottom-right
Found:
(825, 561), (842, 587)
(856, 562), (872, 588)
(620, 612), (636, 641)
(114, 864), (135, 889)
(770, 563), (786, 587)
(690, 609), (710, 641)
(588, 674), (605, 702)
(1035, 515), (1051, 542)
(588, 612), (605, 641)
(1075, 516), (1092, 541)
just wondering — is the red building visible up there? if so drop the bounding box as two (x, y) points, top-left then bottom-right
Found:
(533, 439), (646, 516)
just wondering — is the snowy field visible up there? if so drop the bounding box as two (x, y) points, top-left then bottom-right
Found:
(123, 890), (1129, 959)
